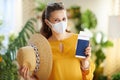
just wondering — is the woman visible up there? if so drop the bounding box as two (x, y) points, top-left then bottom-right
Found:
(20, 2), (95, 80)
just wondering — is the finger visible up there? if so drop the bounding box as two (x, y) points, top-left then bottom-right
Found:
(87, 53), (91, 56)
(85, 50), (91, 54)
(20, 66), (25, 77)
(19, 66), (27, 78)
(85, 54), (91, 60)
(85, 47), (91, 50)
(21, 66), (26, 73)
(88, 43), (90, 47)
(23, 67), (28, 78)
(87, 43), (91, 47)
(26, 68), (30, 79)
(85, 48), (91, 54)
(85, 49), (91, 53)
(84, 51), (91, 57)
(85, 52), (89, 56)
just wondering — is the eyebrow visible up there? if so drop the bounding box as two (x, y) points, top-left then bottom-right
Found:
(52, 17), (66, 20)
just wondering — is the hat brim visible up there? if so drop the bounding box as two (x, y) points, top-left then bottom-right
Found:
(17, 34), (52, 80)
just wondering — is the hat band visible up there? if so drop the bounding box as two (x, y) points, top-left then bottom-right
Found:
(30, 44), (40, 72)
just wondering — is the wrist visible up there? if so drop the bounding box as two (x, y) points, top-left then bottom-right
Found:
(80, 60), (90, 70)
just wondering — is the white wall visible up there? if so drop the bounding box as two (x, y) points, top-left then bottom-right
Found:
(14, 0), (35, 34)
(1, 0), (113, 35)
(11, 0), (114, 35)
(62, 0), (112, 35)
(14, 0), (23, 34)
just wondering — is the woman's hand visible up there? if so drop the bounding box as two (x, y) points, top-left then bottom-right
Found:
(80, 44), (91, 70)
(84, 44), (91, 60)
(19, 66), (37, 80)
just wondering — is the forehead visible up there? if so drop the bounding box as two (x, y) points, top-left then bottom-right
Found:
(50, 10), (66, 19)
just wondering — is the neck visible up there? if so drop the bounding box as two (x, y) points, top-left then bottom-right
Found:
(51, 32), (67, 41)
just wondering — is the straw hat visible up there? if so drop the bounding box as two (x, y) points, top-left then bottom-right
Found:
(17, 34), (52, 80)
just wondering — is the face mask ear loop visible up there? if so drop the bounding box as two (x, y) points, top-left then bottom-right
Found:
(47, 20), (53, 28)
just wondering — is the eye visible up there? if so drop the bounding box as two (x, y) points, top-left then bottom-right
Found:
(63, 17), (66, 21)
(54, 19), (60, 22)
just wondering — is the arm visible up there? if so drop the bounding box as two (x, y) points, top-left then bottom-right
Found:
(81, 60), (95, 80)
(80, 44), (95, 80)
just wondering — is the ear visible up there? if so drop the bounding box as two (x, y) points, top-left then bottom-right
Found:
(45, 19), (52, 28)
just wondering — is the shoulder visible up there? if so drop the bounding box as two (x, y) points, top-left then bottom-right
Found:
(65, 33), (78, 41)
(72, 33), (78, 37)
(70, 33), (78, 39)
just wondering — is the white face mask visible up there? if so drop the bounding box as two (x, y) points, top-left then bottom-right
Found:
(48, 21), (67, 34)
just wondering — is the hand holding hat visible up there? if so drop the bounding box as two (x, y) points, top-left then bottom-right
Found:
(17, 34), (52, 80)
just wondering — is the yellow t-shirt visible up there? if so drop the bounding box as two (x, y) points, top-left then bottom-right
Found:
(48, 33), (95, 80)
